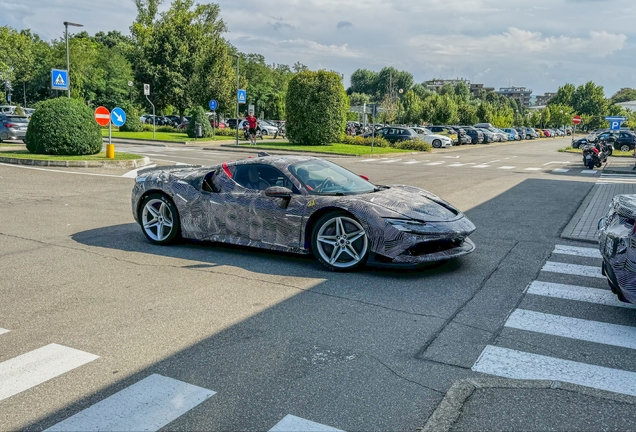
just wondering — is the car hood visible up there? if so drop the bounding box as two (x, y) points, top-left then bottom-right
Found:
(425, 134), (450, 141)
(353, 185), (460, 222)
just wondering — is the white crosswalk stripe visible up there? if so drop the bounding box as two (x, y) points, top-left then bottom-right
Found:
(524, 167), (542, 171)
(425, 162), (444, 166)
(448, 163), (466, 167)
(403, 160), (422, 165)
(499, 166), (516, 170)
(269, 415), (344, 432)
(380, 159), (401, 163)
(473, 165), (490, 168)
(598, 175), (636, 184)
(46, 374), (215, 432)
(581, 170), (597, 174)
(0, 344), (99, 402)
(0, 328), (9, 336)
(473, 243), (636, 397)
(552, 169), (569, 173)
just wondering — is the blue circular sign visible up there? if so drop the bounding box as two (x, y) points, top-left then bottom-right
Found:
(110, 107), (127, 127)
(209, 100), (218, 110)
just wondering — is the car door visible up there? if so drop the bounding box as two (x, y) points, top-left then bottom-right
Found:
(225, 164), (307, 249)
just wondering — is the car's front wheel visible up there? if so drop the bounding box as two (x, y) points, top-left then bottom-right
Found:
(620, 144), (631, 152)
(140, 193), (180, 245)
(432, 139), (441, 148)
(311, 212), (369, 271)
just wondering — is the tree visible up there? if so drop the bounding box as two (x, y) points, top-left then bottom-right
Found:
(286, 70), (348, 145)
(432, 95), (458, 125)
(476, 102), (493, 123)
(411, 83), (433, 100)
(610, 88), (636, 104)
(348, 92), (370, 107)
(401, 90), (422, 124)
(454, 81), (471, 102)
(458, 103), (478, 125)
(529, 110), (541, 128)
(374, 67), (413, 100)
(549, 83), (575, 107)
(439, 83), (455, 96)
(348, 69), (377, 96)
(0, 26), (35, 101)
(549, 104), (574, 127)
(572, 81), (607, 117)
(540, 106), (551, 127)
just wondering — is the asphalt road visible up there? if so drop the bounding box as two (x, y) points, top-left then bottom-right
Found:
(2, 137), (632, 431)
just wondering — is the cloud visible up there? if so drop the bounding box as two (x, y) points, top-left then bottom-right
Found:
(336, 21), (353, 29)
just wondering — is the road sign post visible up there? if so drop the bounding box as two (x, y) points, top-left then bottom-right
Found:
(94, 106), (112, 157)
(107, 107), (127, 159)
(51, 69), (69, 91)
(209, 100), (218, 140)
(572, 115), (581, 137)
(144, 84), (155, 139)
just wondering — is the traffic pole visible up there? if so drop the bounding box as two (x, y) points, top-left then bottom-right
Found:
(106, 121), (115, 159)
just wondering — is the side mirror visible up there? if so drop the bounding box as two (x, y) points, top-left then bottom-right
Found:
(264, 186), (293, 199)
(359, 175), (370, 181)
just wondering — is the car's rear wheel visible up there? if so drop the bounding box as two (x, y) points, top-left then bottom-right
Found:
(140, 193), (180, 245)
(311, 212), (368, 271)
(432, 139), (441, 148)
(621, 144), (631, 152)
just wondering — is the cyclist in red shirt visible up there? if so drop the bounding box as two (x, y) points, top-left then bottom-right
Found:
(246, 112), (258, 145)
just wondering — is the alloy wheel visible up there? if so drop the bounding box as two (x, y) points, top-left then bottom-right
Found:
(142, 199), (174, 242)
(316, 216), (368, 269)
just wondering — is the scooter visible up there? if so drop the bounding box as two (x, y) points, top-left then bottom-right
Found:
(582, 144), (601, 170)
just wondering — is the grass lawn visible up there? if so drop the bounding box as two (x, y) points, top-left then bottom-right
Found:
(560, 147), (633, 157)
(233, 142), (412, 155)
(0, 150), (143, 161)
(101, 129), (236, 142)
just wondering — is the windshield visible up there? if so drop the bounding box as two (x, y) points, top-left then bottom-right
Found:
(289, 159), (376, 195)
(6, 116), (29, 123)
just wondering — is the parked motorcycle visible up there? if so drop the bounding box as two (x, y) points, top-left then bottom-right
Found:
(243, 124), (264, 141)
(582, 142), (610, 169)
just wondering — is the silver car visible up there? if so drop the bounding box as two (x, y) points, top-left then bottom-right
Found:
(0, 115), (29, 142)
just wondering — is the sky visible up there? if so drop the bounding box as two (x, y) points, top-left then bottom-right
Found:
(3, 0), (636, 96)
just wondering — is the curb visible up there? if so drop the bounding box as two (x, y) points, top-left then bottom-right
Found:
(560, 183), (600, 244)
(0, 155), (151, 168)
(421, 378), (636, 432)
(212, 144), (418, 158)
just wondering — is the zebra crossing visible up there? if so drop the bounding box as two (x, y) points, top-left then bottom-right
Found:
(0, 329), (342, 431)
(472, 244), (636, 397)
(353, 158), (583, 174)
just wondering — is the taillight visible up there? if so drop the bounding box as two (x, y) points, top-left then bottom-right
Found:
(4, 123), (18, 128)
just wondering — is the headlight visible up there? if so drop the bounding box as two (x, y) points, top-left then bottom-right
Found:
(385, 218), (427, 233)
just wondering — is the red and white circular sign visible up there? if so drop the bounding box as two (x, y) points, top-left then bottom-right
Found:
(572, 115), (582, 125)
(94, 106), (111, 126)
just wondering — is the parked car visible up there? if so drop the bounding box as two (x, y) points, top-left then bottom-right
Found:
(367, 127), (417, 144)
(428, 126), (459, 144)
(502, 128), (520, 141)
(226, 118), (238, 129)
(447, 126), (472, 144)
(410, 127), (453, 148)
(474, 124), (502, 142)
(514, 128), (527, 140)
(542, 129), (552, 137)
(0, 114), (29, 142)
(535, 129), (545, 138)
(0, 105), (17, 114)
(595, 131), (636, 152)
(524, 128), (538, 139)
(460, 126), (484, 144)
(480, 129), (497, 143)
(238, 119), (279, 137)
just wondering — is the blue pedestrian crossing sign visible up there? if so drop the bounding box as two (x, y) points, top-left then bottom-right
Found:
(110, 107), (127, 127)
(237, 89), (246, 104)
(51, 69), (69, 91)
(209, 100), (218, 110)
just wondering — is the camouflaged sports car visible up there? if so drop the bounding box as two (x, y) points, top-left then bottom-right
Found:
(131, 155), (476, 271)
(599, 194), (636, 303)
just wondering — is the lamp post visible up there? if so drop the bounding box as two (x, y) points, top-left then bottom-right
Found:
(63, 21), (83, 98)
(231, 54), (239, 146)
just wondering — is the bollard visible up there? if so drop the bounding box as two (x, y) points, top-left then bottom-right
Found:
(106, 144), (115, 159)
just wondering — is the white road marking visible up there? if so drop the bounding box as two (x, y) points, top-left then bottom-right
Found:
(46, 374), (215, 432)
(425, 162), (444, 166)
(552, 169), (569, 173)
(485, 160), (501, 164)
(0, 163), (125, 178)
(380, 159), (401, 163)
(443, 156), (460, 159)
(524, 167), (542, 171)
(403, 160), (422, 165)
(543, 161), (572, 166)
(541, 261), (604, 279)
(506, 309), (636, 350)
(581, 170), (597, 174)
(269, 415), (343, 432)
(0, 328), (9, 336)
(122, 164), (157, 178)
(553, 244), (602, 259)
(358, 159), (377, 162)
(527, 281), (636, 309)
(598, 177), (636, 184)
(142, 153), (164, 157)
(0, 344), (99, 402)
(448, 163), (466, 167)
(473, 345), (636, 397)
(499, 166), (516, 170)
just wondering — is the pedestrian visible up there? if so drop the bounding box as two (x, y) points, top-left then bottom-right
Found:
(245, 111), (258, 145)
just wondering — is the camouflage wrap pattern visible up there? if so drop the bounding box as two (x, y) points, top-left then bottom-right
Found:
(132, 156), (476, 266)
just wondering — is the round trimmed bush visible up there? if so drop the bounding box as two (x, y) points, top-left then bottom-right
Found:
(119, 104), (144, 132)
(25, 98), (101, 155)
(186, 106), (213, 138)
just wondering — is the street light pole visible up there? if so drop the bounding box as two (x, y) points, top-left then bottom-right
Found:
(232, 54), (239, 146)
(63, 21), (83, 98)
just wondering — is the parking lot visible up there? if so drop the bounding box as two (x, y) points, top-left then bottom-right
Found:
(3, 136), (636, 430)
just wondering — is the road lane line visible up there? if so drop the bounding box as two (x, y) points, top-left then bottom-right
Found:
(0, 344), (99, 402)
(447, 163), (466, 167)
(122, 164), (157, 178)
(0, 328), (8, 336)
(269, 415), (343, 432)
(553, 245), (602, 259)
(581, 170), (597, 174)
(524, 167), (542, 171)
(506, 309), (636, 349)
(358, 159), (377, 163)
(380, 159), (401, 163)
(499, 166), (516, 170)
(472, 345), (636, 397)
(403, 160), (422, 165)
(473, 165), (490, 168)
(0, 163), (125, 178)
(552, 169), (569, 173)
(541, 261), (604, 278)
(46, 374), (215, 432)
(527, 281), (636, 309)
(425, 162), (444, 166)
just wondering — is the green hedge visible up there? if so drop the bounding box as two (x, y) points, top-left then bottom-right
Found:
(394, 139), (431, 152)
(119, 104), (144, 132)
(286, 70), (348, 145)
(186, 107), (213, 138)
(215, 127), (236, 136)
(25, 98), (101, 155)
(339, 134), (390, 147)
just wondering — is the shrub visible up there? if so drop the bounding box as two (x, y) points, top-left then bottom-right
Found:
(14, 105), (24, 116)
(286, 70), (348, 145)
(186, 106), (213, 138)
(25, 98), (101, 155)
(215, 127), (236, 136)
(118, 104), (144, 132)
(339, 134), (390, 147)
(142, 124), (154, 132)
(156, 126), (178, 133)
(394, 139), (431, 152)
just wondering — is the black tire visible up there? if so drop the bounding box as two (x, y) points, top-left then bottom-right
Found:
(139, 193), (180, 245)
(586, 159), (595, 170)
(432, 139), (441, 148)
(620, 144), (631, 152)
(572, 142), (579, 149)
(310, 211), (368, 272)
